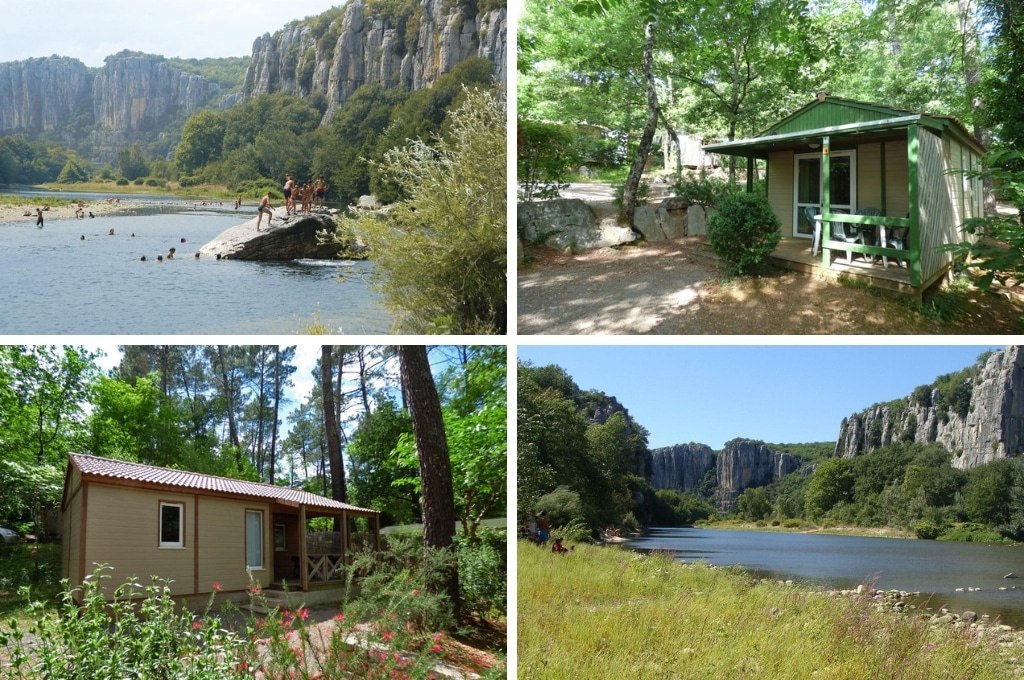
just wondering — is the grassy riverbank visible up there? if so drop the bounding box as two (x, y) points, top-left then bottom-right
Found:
(518, 541), (1017, 679)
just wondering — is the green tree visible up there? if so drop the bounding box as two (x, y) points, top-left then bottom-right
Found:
(737, 486), (772, 521)
(339, 89), (506, 334)
(804, 457), (856, 518)
(175, 110), (226, 175)
(346, 399), (420, 525)
(118, 143), (150, 181)
(56, 155), (93, 183)
(964, 458), (1015, 525)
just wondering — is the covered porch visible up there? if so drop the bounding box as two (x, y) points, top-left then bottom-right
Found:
(269, 501), (380, 592)
(704, 95), (985, 292)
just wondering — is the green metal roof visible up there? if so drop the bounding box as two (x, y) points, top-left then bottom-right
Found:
(703, 96), (985, 159)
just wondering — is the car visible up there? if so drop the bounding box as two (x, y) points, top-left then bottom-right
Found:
(0, 526), (19, 544)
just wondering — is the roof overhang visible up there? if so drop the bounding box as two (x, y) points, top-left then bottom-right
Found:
(704, 115), (924, 159)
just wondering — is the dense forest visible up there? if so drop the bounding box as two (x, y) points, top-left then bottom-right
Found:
(518, 352), (1024, 543)
(0, 345), (506, 541)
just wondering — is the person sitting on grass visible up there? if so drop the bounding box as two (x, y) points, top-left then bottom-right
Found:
(552, 537), (568, 554)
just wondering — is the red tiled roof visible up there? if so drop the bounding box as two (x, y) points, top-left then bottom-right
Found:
(68, 453), (377, 515)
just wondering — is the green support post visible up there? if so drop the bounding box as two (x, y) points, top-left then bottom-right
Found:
(907, 125), (921, 287)
(821, 136), (831, 267)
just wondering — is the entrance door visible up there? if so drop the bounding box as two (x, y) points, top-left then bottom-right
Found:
(793, 151), (856, 238)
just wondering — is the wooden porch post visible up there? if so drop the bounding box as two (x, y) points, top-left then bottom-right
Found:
(340, 510), (348, 563)
(746, 156), (754, 193)
(820, 136), (831, 267)
(299, 505), (308, 591)
(373, 514), (380, 552)
(907, 125), (922, 287)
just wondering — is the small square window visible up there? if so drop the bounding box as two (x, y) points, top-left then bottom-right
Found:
(274, 524), (287, 551)
(160, 503), (183, 548)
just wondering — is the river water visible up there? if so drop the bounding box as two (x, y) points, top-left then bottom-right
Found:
(625, 527), (1024, 627)
(0, 192), (392, 334)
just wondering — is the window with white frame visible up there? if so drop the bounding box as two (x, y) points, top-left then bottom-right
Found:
(245, 510), (264, 569)
(159, 502), (184, 548)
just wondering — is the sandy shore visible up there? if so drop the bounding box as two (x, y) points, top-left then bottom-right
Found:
(0, 198), (137, 225)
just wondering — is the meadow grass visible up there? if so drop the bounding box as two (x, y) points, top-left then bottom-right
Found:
(518, 541), (1015, 680)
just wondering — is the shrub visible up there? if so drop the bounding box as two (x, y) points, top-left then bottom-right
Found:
(517, 117), (584, 201)
(177, 175), (200, 187)
(457, 528), (507, 619)
(115, 177), (129, 186)
(707, 192), (782, 275)
(914, 519), (942, 539)
(671, 170), (737, 208)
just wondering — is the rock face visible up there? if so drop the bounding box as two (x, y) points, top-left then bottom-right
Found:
(649, 444), (715, 493)
(633, 197), (689, 242)
(240, 0), (507, 121)
(646, 439), (796, 511)
(0, 53), (221, 163)
(717, 441), (799, 495)
(199, 210), (361, 261)
(834, 347), (1024, 470)
(518, 199), (635, 252)
(0, 57), (92, 135)
(92, 55), (221, 132)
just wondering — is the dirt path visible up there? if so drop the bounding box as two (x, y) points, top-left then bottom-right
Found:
(517, 188), (1024, 335)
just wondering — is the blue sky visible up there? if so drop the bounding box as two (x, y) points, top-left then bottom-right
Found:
(518, 345), (1003, 450)
(0, 1), (343, 67)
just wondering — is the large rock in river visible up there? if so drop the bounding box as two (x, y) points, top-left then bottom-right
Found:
(199, 208), (364, 261)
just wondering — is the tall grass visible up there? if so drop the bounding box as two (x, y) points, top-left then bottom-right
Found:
(518, 542), (1013, 679)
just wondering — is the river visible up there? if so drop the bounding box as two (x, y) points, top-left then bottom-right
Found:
(625, 527), (1024, 627)
(0, 192), (392, 334)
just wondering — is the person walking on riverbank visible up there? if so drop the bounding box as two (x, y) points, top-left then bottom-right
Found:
(257, 192), (274, 231)
(35, 208), (43, 228)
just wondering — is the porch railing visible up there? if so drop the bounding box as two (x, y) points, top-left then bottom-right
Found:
(816, 213), (918, 284)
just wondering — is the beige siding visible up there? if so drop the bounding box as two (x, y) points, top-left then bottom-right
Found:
(197, 497), (271, 593)
(62, 468), (83, 587)
(84, 484), (195, 597)
(918, 128), (957, 281)
(857, 142), (882, 211)
(768, 151), (794, 231)
(885, 140), (910, 218)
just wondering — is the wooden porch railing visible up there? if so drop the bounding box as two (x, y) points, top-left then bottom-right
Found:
(306, 553), (344, 583)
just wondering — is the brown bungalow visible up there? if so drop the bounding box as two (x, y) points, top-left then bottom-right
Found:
(704, 94), (986, 294)
(61, 453), (380, 600)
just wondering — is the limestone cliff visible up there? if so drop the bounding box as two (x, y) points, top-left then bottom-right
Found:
(648, 444), (715, 493)
(646, 439), (797, 511)
(239, 0), (507, 121)
(92, 54), (221, 132)
(834, 347), (1024, 470)
(0, 57), (92, 135)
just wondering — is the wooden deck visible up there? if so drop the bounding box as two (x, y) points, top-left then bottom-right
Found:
(770, 237), (945, 298)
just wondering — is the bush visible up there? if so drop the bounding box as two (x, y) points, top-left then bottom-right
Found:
(672, 170), (737, 208)
(535, 486), (587, 529)
(115, 177), (129, 186)
(707, 192), (782, 275)
(457, 528), (506, 619)
(914, 519), (942, 539)
(517, 117), (584, 201)
(177, 175), (201, 187)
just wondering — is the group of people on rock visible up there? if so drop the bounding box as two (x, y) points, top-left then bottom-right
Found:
(282, 175), (329, 216)
(255, 175), (329, 231)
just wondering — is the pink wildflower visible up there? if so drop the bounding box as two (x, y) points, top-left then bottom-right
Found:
(213, 582), (222, 591)
(430, 644), (443, 654)
(333, 613), (346, 622)
(382, 631), (394, 642)
(296, 607), (310, 621)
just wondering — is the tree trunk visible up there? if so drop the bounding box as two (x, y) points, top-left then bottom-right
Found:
(215, 346), (240, 453)
(398, 345), (460, 617)
(618, 19), (659, 225)
(269, 346), (281, 484)
(321, 345), (347, 504)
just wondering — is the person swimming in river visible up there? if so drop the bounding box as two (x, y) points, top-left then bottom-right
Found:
(167, 247), (175, 259)
(256, 192), (274, 231)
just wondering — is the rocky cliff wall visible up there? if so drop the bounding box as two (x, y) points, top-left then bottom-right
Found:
(648, 444), (715, 493)
(834, 347), (1024, 470)
(0, 57), (92, 135)
(646, 440), (797, 511)
(92, 55), (221, 132)
(241, 0), (506, 122)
